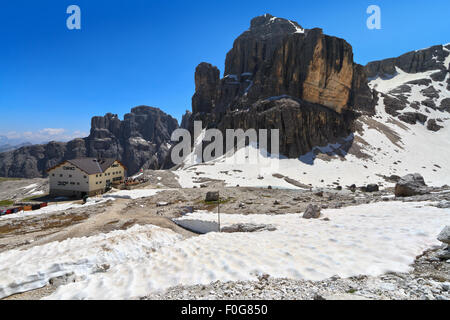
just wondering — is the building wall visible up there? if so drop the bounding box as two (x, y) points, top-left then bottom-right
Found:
(88, 161), (125, 193)
(48, 163), (90, 197)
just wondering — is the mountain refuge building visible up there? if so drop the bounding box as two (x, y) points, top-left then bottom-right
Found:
(47, 158), (126, 198)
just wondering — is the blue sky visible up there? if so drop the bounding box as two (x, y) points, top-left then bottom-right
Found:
(0, 0), (449, 144)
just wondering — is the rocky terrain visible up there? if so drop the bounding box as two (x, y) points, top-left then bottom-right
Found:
(143, 249), (450, 300)
(0, 170), (449, 300)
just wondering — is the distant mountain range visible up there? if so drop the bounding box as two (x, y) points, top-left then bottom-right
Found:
(0, 138), (32, 153)
(0, 14), (448, 180)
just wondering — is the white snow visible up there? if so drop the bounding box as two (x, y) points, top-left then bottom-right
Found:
(0, 224), (182, 299)
(369, 67), (436, 94)
(22, 183), (38, 190)
(103, 189), (163, 200)
(28, 190), (45, 196)
(289, 20), (305, 34)
(33, 201), (449, 299)
(0, 197), (112, 221)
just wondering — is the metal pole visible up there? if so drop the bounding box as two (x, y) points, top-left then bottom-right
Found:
(218, 195), (221, 233)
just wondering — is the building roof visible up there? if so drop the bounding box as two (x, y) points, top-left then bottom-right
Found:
(47, 158), (126, 175)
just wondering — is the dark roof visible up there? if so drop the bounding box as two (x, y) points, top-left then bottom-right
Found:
(66, 158), (120, 175)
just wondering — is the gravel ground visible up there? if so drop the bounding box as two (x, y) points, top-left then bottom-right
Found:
(143, 250), (450, 300)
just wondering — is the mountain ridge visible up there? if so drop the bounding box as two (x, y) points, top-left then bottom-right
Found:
(1, 14), (448, 179)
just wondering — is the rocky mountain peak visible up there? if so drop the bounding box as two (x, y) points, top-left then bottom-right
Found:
(192, 15), (375, 119)
(0, 106), (179, 178)
(249, 14), (304, 35)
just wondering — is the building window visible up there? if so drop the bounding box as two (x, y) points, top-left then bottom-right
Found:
(60, 174), (63, 177)
(69, 175), (72, 178)
(52, 174), (55, 176)
(84, 176), (87, 179)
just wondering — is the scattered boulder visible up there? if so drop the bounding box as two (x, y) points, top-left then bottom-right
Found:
(395, 174), (430, 197)
(427, 119), (443, 132)
(303, 204), (321, 219)
(205, 191), (219, 202)
(221, 224), (276, 233)
(366, 184), (380, 193)
(398, 112), (428, 125)
(440, 98), (450, 111)
(348, 184), (357, 193)
(437, 226), (450, 245)
(421, 86), (440, 99)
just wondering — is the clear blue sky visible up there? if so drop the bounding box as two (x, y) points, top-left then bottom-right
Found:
(0, 0), (449, 144)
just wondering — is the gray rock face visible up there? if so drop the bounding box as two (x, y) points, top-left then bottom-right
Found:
(366, 44), (450, 79)
(395, 174), (430, 197)
(366, 184), (380, 193)
(427, 119), (443, 132)
(398, 112), (428, 125)
(184, 14), (376, 162)
(303, 204), (321, 219)
(438, 226), (450, 245)
(0, 106), (178, 178)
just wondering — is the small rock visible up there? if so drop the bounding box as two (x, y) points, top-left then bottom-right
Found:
(366, 184), (379, 193)
(303, 204), (321, 219)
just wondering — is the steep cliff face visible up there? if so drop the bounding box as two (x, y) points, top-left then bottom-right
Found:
(186, 14), (375, 162)
(0, 106), (178, 178)
(192, 14), (374, 118)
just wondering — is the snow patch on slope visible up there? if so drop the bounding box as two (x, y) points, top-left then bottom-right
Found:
(41, 201), (449, 299)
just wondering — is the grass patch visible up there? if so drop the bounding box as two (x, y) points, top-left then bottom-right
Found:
(0, 200), (14, 207)
(0, 177), (21, 182)
(196, 197), (235, 211)
(204, 198), (234, 205)
(347, 288), (358, 294)
(22, 195), (45, 202)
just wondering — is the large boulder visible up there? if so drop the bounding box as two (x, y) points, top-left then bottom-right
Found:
(395, 174), (430, 197)
(303, 204), (321, 219)
(438, 226), (450, 245)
